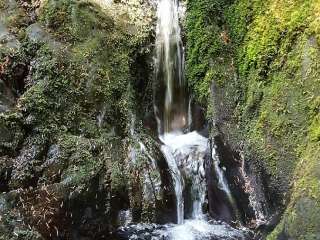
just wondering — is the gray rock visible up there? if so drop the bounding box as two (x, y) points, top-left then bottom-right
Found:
(0, 22), (20, 51)
(0, 79), (15, 113)
(9, 141), (46, 189)
(26, 23), (62, 49)
(41, 144), (64, 182)
(0, 122), (13, 144)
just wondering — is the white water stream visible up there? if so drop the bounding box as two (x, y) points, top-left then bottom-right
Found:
(154, 0), (239, 239)
(154, 0), (188, 134)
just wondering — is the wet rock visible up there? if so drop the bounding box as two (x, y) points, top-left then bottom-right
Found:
(0, 114), (24, 155)
(2, 176), (111, 239)
(0, 122), (14, 145)
(0, 79), (15, 112)
(205, 144), (236, 224)
(0, 156), (14, 192)
(25, 23), (48, 42)
(17, 183), (72, 239)
(0, 0), (156, 239)
(41, 144), (63, 182)
(26, 135), (117, 239)
(9, 139), (47, 189)
(210, 135), (267, 226)
(0, 22), (20, 51)
(115, 223), (166, 240)
(126, 134), (177, 224)
(118, 210), (133, 226)
(67, 180), (112, 239)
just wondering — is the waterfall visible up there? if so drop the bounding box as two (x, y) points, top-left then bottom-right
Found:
(154, 0), (188, 134)
(154, 0), (237, 226)
(155, 0), (188, 224)
(160, 132), (208, 222)
(161, 144), (184, 224)
(115, 1), (254, 239)
(211, 144), (238, 217)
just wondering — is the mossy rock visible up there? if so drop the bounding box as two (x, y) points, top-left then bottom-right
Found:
(267, 142), (320, 239)
(186, 0), (320, 237)
(0, 112), (24, 155)
(0, 0), (154, 238)
(0, 191), (44, 240)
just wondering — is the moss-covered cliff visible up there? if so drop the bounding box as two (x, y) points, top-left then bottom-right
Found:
(0, 0), (161, 239)
(186, 0), (320, 239)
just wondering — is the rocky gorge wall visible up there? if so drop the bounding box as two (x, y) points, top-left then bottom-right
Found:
(186, 0), (320, 239)
(0, 0), (319, 239)
(0, 0), (170, 239)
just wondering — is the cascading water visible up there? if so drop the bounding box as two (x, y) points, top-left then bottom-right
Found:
(115, 0), (253, 239)
(160, 132), (208, 222)
(154, 0), (189, 224)
(154, 0), (188, 134)
(154, 0), (236, 225)
(153, 0), (245, 238)
(161, 144), (184, 224)
(211, 145), (237, 214)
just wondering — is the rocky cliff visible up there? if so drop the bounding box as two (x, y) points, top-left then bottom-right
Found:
(186, 0), (320, 239)
(0, 0), (169, 239)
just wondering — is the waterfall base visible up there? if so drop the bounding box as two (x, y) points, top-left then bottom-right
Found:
(114, 219), (252, 240)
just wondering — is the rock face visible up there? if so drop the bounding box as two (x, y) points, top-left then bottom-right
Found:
(0, 79), (15, 113)
(186, 0), (320, 239)
(0, 0), (157, 239)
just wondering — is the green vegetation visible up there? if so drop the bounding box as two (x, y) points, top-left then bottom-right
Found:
(0, 0), (29, 37)
(0, 0), (154, 238)
(0, 0), (152, 149)
(186, 0), (233, 106)
(0, 112), (24, 155)
(186, 0), (320, 238)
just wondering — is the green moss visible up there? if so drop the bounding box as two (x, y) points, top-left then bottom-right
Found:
(110, 160), (128, 191)
(186, 0), (232, 107)
(267, 142), (320, 240)
(12, 0), (147, 140)
(225, 0), (320, 238)
(309, 115), (320, 142)
(0, 0), (154, 235)
(56, 134), (102, 185)
(0, 41), (40, 93)
(39, 0), (74, 38)
(18, 45), (84, 137)
(223, 0), (320, 181)
(1, 0), (26, 28)
(187, 0), (320, 237)
(0, 112), (24, 155)
(0, 1), (6, 9)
